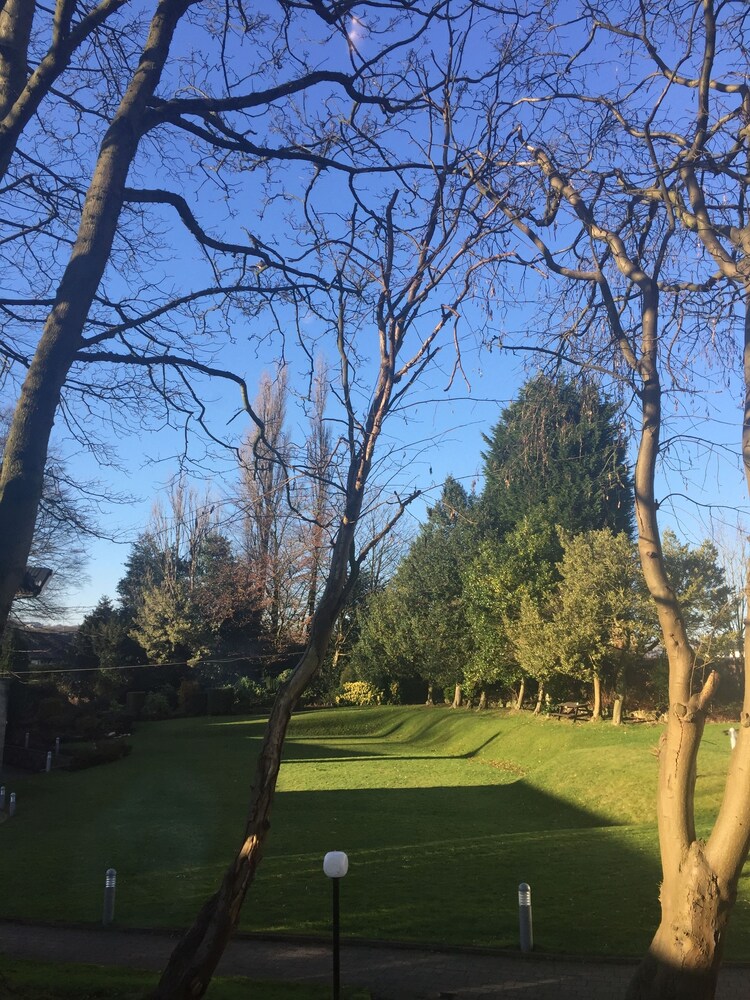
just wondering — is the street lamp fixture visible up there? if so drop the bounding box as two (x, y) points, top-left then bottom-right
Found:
(323, 851), (348, 1000)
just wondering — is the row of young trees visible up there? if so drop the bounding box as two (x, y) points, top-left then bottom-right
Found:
(351, 375), (737, 720)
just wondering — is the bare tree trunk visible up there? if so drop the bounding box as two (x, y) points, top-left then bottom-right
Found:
(514, 677), (525, 711)
(625, 839), (726, 1000)
(534, 682), (544, 715)
(612, 694), (623, 726)
(425, 680), (434, 706)
(451, 683), (462, 709)
(150, 598), (342, 1000)
(0, 0), (34, 120)
(477, 689), (487, 710)
(591, 674), (602, 720)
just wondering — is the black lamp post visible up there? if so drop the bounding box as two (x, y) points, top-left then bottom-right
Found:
(323, 851), (348, 1000)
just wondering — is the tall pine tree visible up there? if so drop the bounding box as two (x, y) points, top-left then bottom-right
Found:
(480, 374), (633, 540)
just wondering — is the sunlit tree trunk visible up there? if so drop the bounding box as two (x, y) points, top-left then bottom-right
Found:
(591, 674), (602, 721)
(534, 682), (544, 715)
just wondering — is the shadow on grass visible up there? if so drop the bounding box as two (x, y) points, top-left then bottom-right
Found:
(253, 782), (663, 955)
(281, 727), (504, 764)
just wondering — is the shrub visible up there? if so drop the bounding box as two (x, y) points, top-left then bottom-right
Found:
(336, 681), (383, 707)
(177, 679), (206, 716)
(73, 714), (104, 740)
(125, 691), (146, 717)
(264, 669), (294, 698)
(36, 696), (77, 735)
(65, 741), (133, 771)
(233, 676), (266, 712)
(142, 691), (171, 720)
(206, 687), (234, 716)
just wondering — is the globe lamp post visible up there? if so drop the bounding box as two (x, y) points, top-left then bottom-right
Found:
(323, 851), (348, 1000)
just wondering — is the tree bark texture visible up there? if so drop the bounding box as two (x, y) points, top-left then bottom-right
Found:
(591, 674), (602, 720)
(625, 289), (748, 998)
(612, 695), (623, 727)
(515, 678), (525, 711)
(534, 682), (544, 715)
(451, 683), (462, 709)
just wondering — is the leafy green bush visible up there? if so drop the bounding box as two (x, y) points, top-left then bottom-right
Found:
(177, 679), (207, 715)
(143, 691), (171, 720)
(336, 681), (383, 706)
(233, 676), (266, 712)
(264, 669), (294, 698)
(65, 741), (132, 771)
(73, 714), (104, 740)
(207, 687), (234, 715)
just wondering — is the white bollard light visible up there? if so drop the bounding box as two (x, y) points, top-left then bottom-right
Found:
(45, 751), (52, 773)
(102, 868), (117, 925)
(518, 882), (533, 952)
(9, 792), (16, 817)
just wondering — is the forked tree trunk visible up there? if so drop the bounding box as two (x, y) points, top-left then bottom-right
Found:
(624, 291), (750, 998)
(514, 677), (525, 710)
(626, 840), (727, 1000)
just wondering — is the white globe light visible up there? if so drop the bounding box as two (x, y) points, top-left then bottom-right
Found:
(323, 851), (349, 878)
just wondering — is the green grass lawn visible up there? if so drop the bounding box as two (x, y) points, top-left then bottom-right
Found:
(1, 706), (747, 958)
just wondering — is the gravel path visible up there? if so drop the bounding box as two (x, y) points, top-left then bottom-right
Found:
(1, 921), (749, 998)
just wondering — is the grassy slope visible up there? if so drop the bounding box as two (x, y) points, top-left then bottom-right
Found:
(0, 706), (746, 957)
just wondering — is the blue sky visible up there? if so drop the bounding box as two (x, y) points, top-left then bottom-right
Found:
(7, 1), (750, 625)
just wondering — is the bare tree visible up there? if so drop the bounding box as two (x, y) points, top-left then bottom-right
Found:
(239, 368), (302, 643)
(0, 2), (532, 996)
(471, 2), (750, 995)
(303, 355), (335, 634)
(151, 48), (517, 995)
(0, 0), (467, 638)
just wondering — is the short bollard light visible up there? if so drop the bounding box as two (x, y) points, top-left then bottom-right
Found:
(45, 751), (52, 773)
(729, 727), (738, 750)
(24, 732), (30, 749)
(323, 851), (348, 1000)
(518, 882), (533, 953)
(103, 868), (117, 926)
(0, 786), (5, 810)
(9, 792), (16, 818)
(55, 737), (61, 755)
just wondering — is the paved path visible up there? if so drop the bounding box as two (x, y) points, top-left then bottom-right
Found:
(0, 921), (748, 998)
